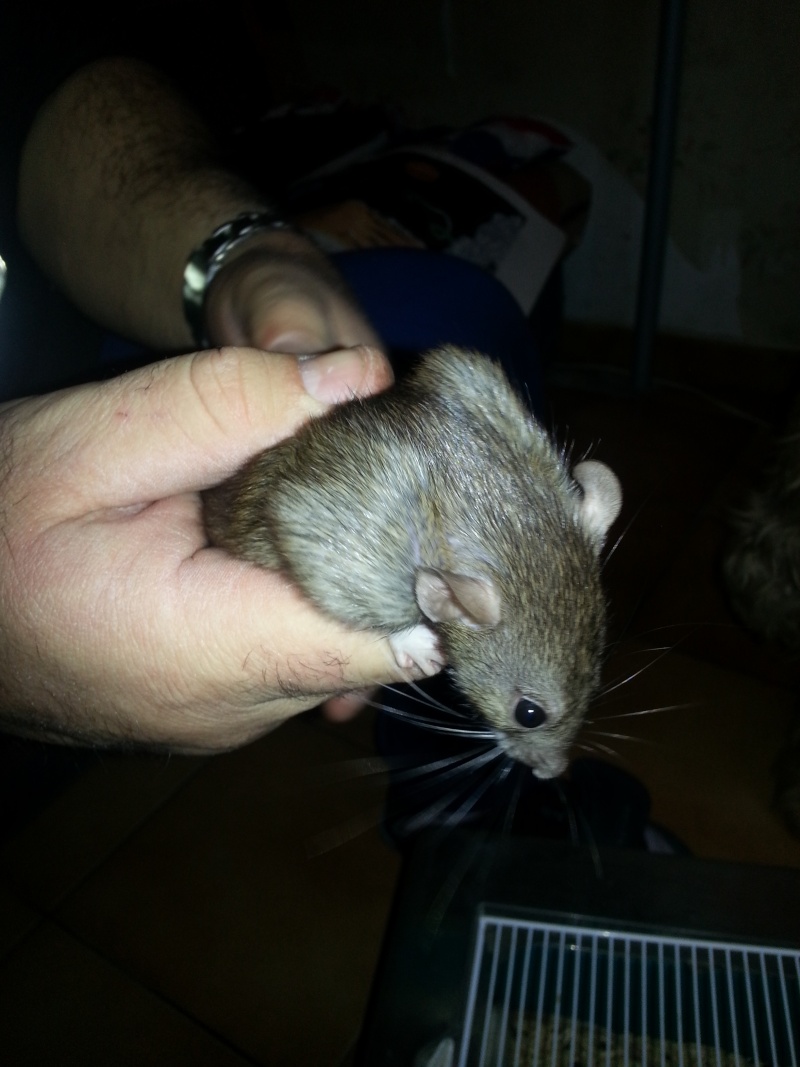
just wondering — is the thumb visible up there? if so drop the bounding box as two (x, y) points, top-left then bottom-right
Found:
(16, 345), (391, 517)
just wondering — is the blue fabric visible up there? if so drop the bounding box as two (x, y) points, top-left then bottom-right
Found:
(333, 248), (545, 415)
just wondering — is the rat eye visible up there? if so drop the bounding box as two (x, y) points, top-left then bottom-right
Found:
(514, 698), (547, 729)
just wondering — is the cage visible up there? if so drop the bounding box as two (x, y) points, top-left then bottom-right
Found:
(357, 833), (800, 1066)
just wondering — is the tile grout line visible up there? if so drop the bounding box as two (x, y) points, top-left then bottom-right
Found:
(1, 756), (211, 917)
(0, 913), (266, 1066)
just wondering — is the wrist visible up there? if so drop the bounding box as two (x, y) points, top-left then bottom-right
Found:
(183, 210), (302, 347)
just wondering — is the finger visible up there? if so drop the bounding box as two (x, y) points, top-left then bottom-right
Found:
(192, 560), (403, 696)
(168, 538), (432, 726)
(253, 294), (331, 352)
(322, 687), (377, 722)
(203, 236), (383, 355)
(253, 294), (382, 354)
(13, 345), (392, 517)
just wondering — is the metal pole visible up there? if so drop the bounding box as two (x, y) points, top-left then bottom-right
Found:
(632, 0), (686, 391)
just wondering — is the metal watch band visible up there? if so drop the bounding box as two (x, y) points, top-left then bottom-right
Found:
(182, 210), (296, 347)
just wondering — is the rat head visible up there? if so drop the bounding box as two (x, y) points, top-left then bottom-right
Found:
(415, 460), (622, 779)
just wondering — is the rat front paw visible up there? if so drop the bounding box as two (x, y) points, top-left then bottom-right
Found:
(388, 625), (445, 677)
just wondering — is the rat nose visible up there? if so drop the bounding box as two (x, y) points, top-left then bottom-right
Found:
(529, 752), (568, 780)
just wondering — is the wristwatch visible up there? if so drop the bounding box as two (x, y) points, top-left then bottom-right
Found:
(182, 209), (296, 346)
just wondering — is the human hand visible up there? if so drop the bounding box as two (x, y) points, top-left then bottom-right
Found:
(203, 228), (384, 355)
(0, 345), (432, 753)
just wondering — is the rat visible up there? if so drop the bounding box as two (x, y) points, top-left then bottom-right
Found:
(202, 346), (622, 780)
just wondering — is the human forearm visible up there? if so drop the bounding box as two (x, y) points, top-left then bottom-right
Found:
(17, 57), (278, 349)
(18, 56), (382, 357)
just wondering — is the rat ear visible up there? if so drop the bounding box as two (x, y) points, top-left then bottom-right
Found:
(415, 569), (502, 629)
(572, 460), (622, 549)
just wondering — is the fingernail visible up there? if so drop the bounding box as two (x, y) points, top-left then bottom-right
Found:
(298, 347), (370, 403)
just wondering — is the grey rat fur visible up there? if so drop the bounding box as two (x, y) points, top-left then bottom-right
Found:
(203, 346), (622, 779)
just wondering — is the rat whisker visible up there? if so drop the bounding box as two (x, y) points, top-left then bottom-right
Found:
(596, 701), (694, 721)
(577, 742), (639, 776)
(583, 728), (644, 744)
(390, 746), (500, 788)
(308, 745), (505, 857)
(603, 527), (626, 567)
(597, 643), (680, 699)
(370, 700), (496, 739)
(554, 777), (579, 847)
(576, 738), (621, 761)
(597, 664), (662, 700)
(498, 761), (525, 839)
(381, 680), (475, 721)
(311, 746), (491, 787)
(424, 826), (491, 936)
(627, 622), (704, 640)
(406, 676), (463, 711)
(440, 758), (514, 830)
(572, 741), (597, 756)
(597, 669), (651, 701)
(571, 794), (605, 880)
(603, 622), (695, 668)
(612, 643), (675, 657)
(382, 716), (495, 741)
(582, 729), (658, 755)
(601, 492), (650, 569)
(305, 802), (387, 858)
(402, 750), (507, 836)
(377, 682), (441, 710)
(311, 754), (391, 786)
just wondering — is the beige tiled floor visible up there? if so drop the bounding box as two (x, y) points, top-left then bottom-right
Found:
(1, 329), (799, 1065)
(0, 921), (254, 1066)
(1, 713), (398, 1066)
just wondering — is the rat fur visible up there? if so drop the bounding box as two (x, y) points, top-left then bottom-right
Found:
(203, 346), (622, 779)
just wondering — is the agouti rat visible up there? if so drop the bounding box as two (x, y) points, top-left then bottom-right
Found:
(203, 346), (622, 779)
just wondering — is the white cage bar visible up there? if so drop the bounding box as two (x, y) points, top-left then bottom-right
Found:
(458, 914), (800, 1067)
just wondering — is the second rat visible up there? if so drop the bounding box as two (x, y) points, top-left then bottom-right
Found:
(203, 346), (622, 779)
